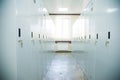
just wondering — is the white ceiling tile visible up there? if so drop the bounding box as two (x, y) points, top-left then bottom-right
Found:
(43, 0), (87, 14)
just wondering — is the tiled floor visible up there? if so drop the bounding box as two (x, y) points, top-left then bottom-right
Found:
(43, 53), (85, 80)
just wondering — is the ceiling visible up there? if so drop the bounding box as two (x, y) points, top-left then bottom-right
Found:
(43, 0), (90, 14)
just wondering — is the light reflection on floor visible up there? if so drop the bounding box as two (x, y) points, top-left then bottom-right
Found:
(43, 53), (85, 80)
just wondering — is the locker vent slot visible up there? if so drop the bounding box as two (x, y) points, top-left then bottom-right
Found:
(108, 31), (110, 39)
(89, 34), (91, 39)
(18, 28), (21, 37)
(84, 36), (86, 39)
(39, 34), (40, 38)
(96, 33), (98, 39)
(31, 32), (33, 38)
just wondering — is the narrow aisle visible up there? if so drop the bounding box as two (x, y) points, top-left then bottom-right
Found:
(44, 52), (86, 80)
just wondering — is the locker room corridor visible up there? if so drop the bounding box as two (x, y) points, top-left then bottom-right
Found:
(43, 52), (86, 80)
(0, 0), (120, 80)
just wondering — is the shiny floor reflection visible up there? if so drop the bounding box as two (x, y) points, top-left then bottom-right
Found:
(43, 53), (85, 80)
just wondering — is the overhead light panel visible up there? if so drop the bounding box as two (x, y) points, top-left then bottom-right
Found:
(59, 8), (68, 11)
(83, 8), (87, 11)
(107, 8), (118, 13)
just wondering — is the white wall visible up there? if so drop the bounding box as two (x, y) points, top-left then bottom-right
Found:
(94, 0), (120, 80)
(0, 0), (17, 80)
(16, 0), (55, 80)
(51, 15), (79, 40)
(0, 0), (55, 80)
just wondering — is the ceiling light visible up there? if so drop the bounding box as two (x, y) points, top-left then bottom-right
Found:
(58, 8), (68, 11)
(83, 8), (87, 11)
(16, 10), (18, 15)
(107, 8), (118, 13)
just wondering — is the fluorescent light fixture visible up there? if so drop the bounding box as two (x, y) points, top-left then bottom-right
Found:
(83, 8), (87, 11)
(59, 8), (68, 11)
(107, 8), (118, 13)
(16, 10), (18, 15)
